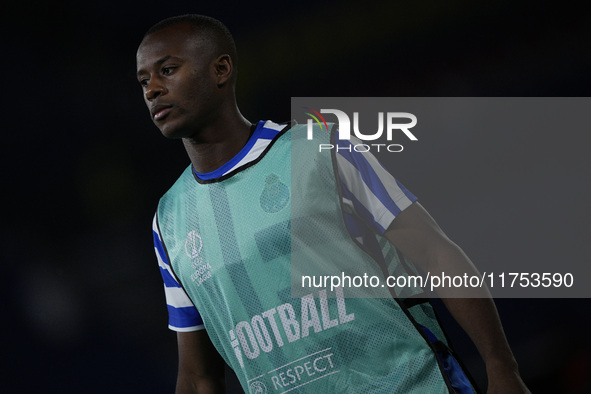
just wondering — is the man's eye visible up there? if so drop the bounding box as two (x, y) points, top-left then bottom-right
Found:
(162, 66), (176, 75)
(139, 79), (149, 87)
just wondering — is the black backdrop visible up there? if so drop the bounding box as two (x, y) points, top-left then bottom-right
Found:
(3, 1), (590, 392)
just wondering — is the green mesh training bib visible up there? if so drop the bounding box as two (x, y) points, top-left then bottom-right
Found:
(156, 124), (459, 393)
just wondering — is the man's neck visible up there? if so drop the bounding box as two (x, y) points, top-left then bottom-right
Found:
(183, 114), (252, 174)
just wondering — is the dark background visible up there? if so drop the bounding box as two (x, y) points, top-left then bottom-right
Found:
(3, 0), (590, 393)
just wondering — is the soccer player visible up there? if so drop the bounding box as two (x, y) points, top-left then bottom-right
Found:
(137, 14), (530, 393)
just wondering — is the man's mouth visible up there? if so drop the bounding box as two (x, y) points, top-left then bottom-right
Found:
(151, 104), (173, 120)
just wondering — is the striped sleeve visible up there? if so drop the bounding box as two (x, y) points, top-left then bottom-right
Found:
(335, 137), (417, 235)
(153, 214), (204, 332)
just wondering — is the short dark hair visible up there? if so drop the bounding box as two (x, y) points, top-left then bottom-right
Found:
(144, 14), (238, 68)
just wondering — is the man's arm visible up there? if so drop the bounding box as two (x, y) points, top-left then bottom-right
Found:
(175, 331), (226, 394)
(384, 202), (530, 393)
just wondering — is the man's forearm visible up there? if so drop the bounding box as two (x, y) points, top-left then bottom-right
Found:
(384, 202), (529, 392)
(429, 241), (516, 364)
(423, 240), (529, 392)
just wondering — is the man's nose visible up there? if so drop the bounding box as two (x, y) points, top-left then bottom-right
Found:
(145, 78), (167, 101)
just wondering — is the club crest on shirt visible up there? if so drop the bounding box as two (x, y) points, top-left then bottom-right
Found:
(185, 230), (212, 285)
(249, 380), (267, 393)
(260, 174), (289, 213)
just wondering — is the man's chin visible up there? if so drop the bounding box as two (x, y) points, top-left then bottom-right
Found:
(160, 131), (184, 140)
(157, 123), (185, 140)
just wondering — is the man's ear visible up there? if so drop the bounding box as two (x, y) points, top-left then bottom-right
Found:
(214, 54), (233, 87)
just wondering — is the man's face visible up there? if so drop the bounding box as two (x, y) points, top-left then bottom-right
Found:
(136, 24), (221, 139)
